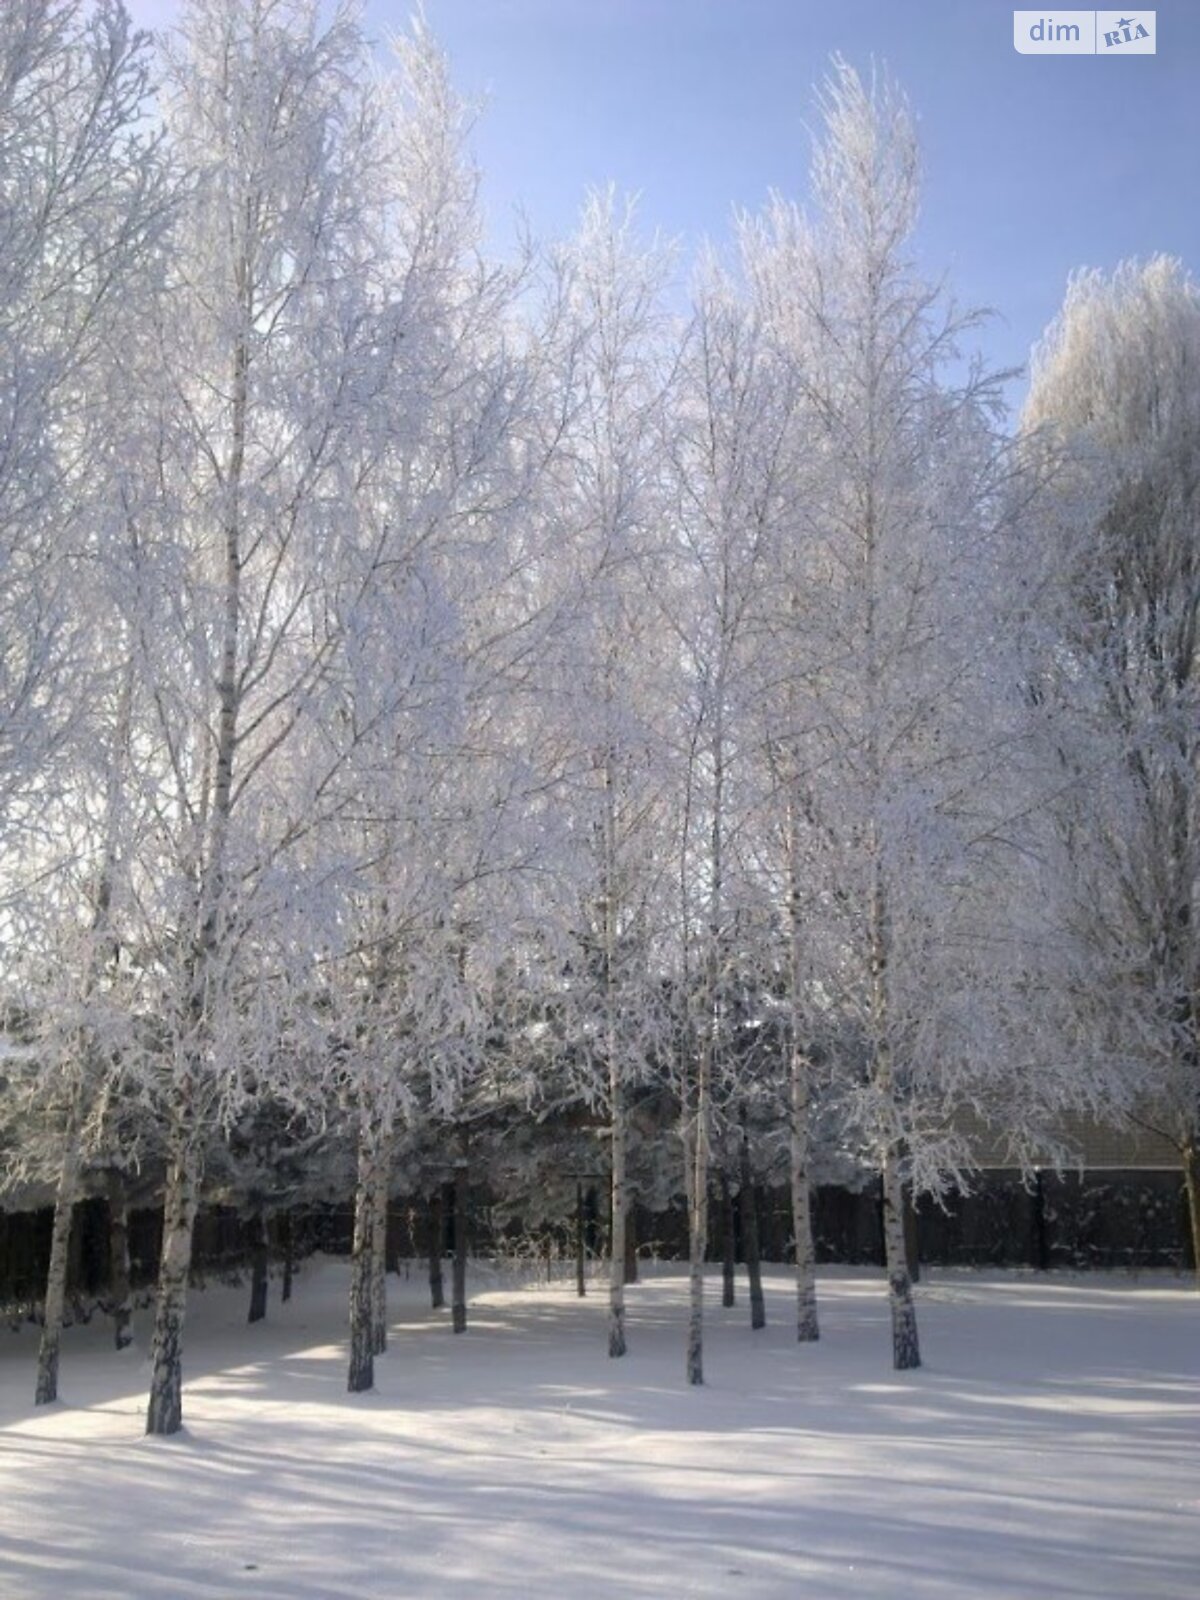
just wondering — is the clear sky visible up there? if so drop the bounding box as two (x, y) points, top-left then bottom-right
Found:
(126, 0), (1199, 412)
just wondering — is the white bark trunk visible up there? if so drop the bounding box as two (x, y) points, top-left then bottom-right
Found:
(146, 1127), (201, 1434)
(686, 1028), (712, 1385)
(687, 706), (724, 1386)
(790, 1070), (819, 1343)
(608, 1079), (627, 1358)
(35, 1132), (80, 1405)
(348, 1132), (376, 1393)
(787, 797), (819, 1343)
(685, 1183), (707, 1385)
(603, 741), (627, 1359)
(882, 1150), (921, 1370)
(868, 836), (920, 1369)
(143, 275), (248, 1433)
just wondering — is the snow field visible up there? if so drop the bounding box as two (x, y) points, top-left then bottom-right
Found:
(1, 1261), (1197, 1599)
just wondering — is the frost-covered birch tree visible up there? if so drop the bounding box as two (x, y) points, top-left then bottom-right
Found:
(665, 261), (791, 1381)
(133, 0), (402, 1434)
(1021, 258), (1200, 1282)
(746, 62), (1016, 1369)
(540, 190), (678, 1359)
(301, 18), (544, 1390)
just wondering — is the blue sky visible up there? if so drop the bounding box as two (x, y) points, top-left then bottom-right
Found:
(127, 1), (1199, 412)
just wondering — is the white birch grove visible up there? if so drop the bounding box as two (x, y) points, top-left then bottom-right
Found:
(2, 7), (1194, 1407)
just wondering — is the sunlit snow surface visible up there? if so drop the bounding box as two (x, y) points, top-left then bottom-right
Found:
(1, 1261), (1196, 1598)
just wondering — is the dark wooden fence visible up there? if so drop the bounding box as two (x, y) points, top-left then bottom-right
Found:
(2, 1167), (1192, 1321)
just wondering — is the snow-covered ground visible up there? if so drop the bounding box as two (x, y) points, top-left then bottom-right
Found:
(0, 1260), (1196, 1599)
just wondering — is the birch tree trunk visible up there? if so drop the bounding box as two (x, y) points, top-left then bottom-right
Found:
(595, 734), (631, 1357)
(347, 1135), (376, 1393)
(869, 838), (921, 1370)
(145, 1123), (202, 1434)
(787, 800), (819, 1343)
(687, 715), (723, 1387)
(685, 1148), (709, 1385)
(685, 995), (715, 1383)
(106, 1170), (133, 1350)
(740, 1122), (766, 1331)
(789, 1081), (819, 1342)
(608, 1087), (627, 1358)
(881, 1149), (921, 1369)
(428, 1189), (445, 1310)
(247, 1211), (268, 1324)
(144, 242), (248, 1435)
(35, 1131), (80, 1405)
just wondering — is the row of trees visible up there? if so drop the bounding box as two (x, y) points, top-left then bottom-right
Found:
(0, 1), (1195, 1431)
